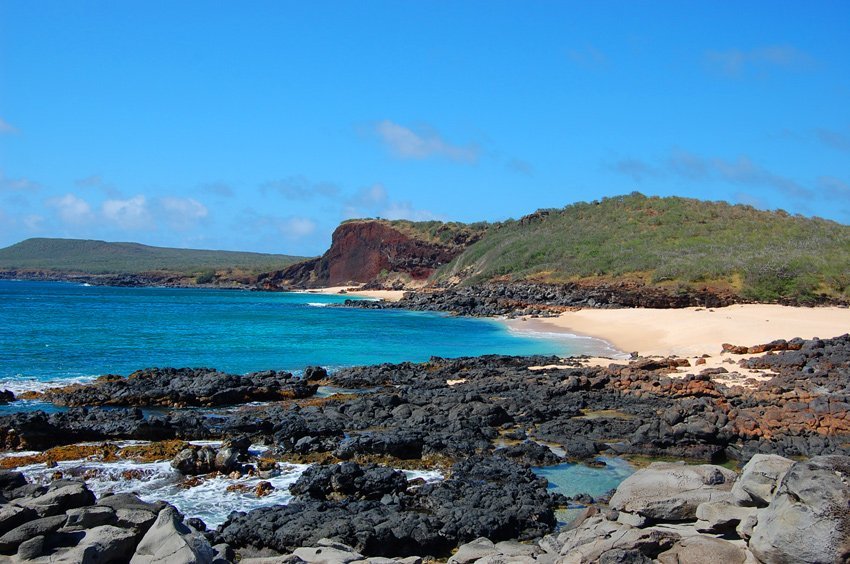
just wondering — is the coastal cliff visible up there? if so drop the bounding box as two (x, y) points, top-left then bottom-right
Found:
(257, 219), (485, 289)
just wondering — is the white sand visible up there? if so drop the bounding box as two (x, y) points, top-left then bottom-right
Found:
(296, 286), (406, 302)
(507, 304), (849, 358)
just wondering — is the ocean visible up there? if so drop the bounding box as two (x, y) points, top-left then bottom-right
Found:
(0, 279), (632, 526)
(0, 279), (620, 393)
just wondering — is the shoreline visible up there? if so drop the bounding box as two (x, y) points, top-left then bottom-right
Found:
(295, 285), (407, 302)
(503, 303), (850, 358)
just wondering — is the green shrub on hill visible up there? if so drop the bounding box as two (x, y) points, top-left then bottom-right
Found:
(0, 238), (307, 275)
(437, 193), (850, 303)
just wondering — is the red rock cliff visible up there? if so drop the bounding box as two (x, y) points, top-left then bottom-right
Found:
(258, 220), (480, 289)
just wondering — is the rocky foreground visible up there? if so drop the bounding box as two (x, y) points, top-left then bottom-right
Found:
(1, 334), (849, 562)
(0, 451), (847, 562)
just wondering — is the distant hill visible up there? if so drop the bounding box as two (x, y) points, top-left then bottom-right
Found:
(0, 238), (307, 276)
(435, 193), (850, 302)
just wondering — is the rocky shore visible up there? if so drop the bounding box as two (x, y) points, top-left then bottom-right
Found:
(344, 281), (744, 318)
(1, 334), (849, 561)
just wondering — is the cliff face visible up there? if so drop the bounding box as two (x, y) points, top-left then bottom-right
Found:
(258, 220), (478, 289)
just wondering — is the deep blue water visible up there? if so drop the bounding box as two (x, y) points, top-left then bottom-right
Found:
(0, 280), (616, 393)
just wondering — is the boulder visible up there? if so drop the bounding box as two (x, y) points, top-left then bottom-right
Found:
(0, 504), (38, 536)
(171, 446), (217, 475)
(0, 470), (27, 494)
(448, 538), (497, 563)
(130, 506), (216, 564)
(292, 544), (364, 563)
(657, 535), (748, 564)
(693, 501), (755, 533)
(730, 453), (793, 506)
(18, 480), (96, 517)
(0, 514), (66, 554)
(16, 534), (46, 560)
(556, 515), (680, 563)
(749, 455), (850, 564)
(608, 463), (736, 521)
(64, 505), (117, 530)
(46, 524), (139, 563)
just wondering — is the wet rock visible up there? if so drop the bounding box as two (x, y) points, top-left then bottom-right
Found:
(289, 462), (409, 501)
(40, 367), (318, 408)
(172, 446), (217, 475)
(304, 366), (329, 381)
(608, 463), (736, 521)
(749, 455), (850, 564)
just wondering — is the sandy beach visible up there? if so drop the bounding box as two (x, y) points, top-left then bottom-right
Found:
(506, 304), (850, 358)
(296, 285), (407, 302)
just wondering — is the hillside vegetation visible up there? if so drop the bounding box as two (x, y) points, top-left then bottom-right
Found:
(436, 193), (850, 302)
(0, 238), (306, 275)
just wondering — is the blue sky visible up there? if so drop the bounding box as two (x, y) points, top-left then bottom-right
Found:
(1, 1), (848, 255)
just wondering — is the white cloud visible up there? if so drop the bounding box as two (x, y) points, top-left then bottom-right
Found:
(381, 201), (441, 221)
(374, 120), (479, 162)
(102, 195), (152, 230)
(0, 118), (18, 134)
(47, 193), (95, 225)
(278, 216), (317, 239)
(23, 214), (44, 231)
(158, 197), (209, 231)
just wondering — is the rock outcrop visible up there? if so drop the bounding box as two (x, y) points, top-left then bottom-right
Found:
(0, 471), (230, 563)
(258, 220), (483, 289)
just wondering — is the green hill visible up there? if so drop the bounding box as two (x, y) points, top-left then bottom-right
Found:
(0, 238), (307, 276)
(436, 193), (850, 302)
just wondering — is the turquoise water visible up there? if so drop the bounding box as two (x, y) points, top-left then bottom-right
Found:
(0, 280), (615, 393)
(533, 457), (635, 498)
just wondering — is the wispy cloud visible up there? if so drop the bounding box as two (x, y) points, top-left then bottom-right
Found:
(200, 182), (235, 198)
(567, 45), (608, 69)
(261, 176), (340, 200)
(0, 118), (18, 134)
(0, 171), (41, 192)
(506, 158), (534, 176)
(609, 149), (812, 199)
(816, 128), (850, 153)
(706, 45), (813, 76)
(819, 176), (850, 197)
(74, 174), (122, 197)
(607, 158), (661, 182)
(374, 120), (479, 163)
